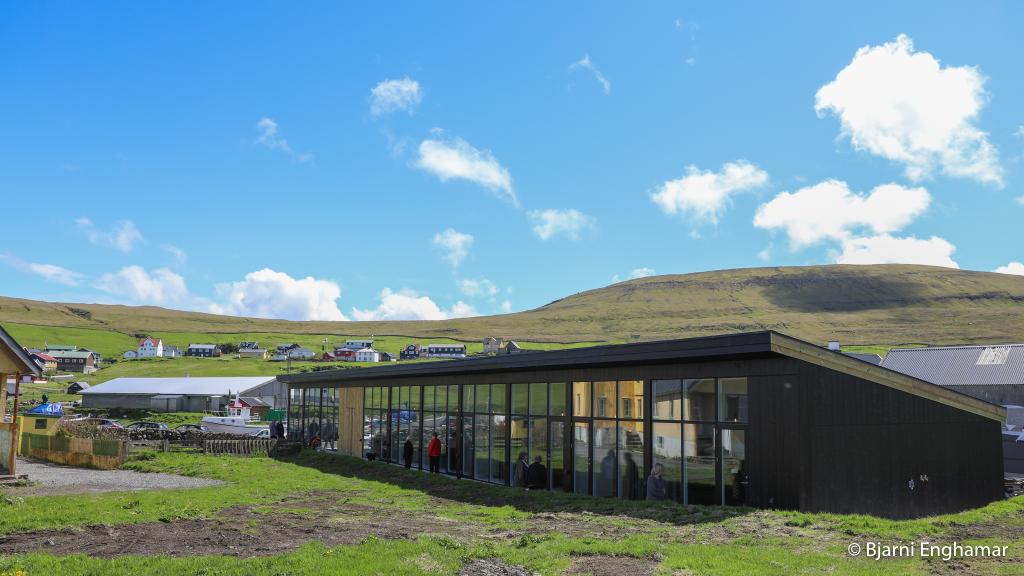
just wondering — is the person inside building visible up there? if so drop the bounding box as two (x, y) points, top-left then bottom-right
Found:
(646, 463), (667, 500)
(526, 455), (547, 490)
(622, 451), (641, 500)
(403, 436), (414, 469)
(427, 432), (442, 473)
(513, 451), (529, 488)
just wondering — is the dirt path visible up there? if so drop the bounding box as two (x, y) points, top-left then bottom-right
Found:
(0, 458), (224, 497)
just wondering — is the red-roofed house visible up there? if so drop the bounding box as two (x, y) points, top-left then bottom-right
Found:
(138, 337), (164, 358)
(29, 352), (57, 374)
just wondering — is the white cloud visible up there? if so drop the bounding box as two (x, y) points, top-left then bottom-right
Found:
(432, 228), (474, 267)
(994, 262), (1024, 276)
(254, 117), (312, 163)
(528, 208), (595, 241)
(815, 34), (1002, 185)
(1015, 126), (1024, 139)
(210, 268), (346, 321)
(500, 300), (513, 313)
(162, 244), (187, 266)
(415, 137), (517, 206)
(0, 254), (83, 286)
(836, 235), (958, 268)
(612, 267), (656, 283)
(753, 180), (931, 247)
(351, 288), (477, 321)
(370, 77), (423, 116)
(569, 54), (611, 95)
(76, 218), (143, 252)
(95, 266), (189, 305)
(457, 278), (499, 298)
(651, 161), (768, 224)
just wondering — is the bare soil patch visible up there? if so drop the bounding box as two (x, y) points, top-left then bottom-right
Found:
(459, 559), (538, 576)
(564, 554), (659, 576)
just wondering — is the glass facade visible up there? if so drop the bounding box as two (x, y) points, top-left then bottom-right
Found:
(288, 375), (749, 507)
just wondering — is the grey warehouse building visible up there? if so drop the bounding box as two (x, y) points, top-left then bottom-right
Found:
(81, 376), (285, 412)
(281, 331), (1005, 519)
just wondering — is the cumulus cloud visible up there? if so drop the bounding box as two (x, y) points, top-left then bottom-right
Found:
(612, 267), (656, 283)
(528, 208), (595, 241)
(415, 137), (517, 206)
(994, 262), (1024, 276)
(569, 54), (611, 95)
(95, 266), (189, 305)
(457, 278), (499, 298)
(351, 288), (477, 321)
(500, 300), (513, 314)
(651, 161), (768, 224)
(254, 117), (312, 163)
(210, 268), (346, 321)
(370, 77), (423, 116)
(76, 218), (143, 252)
(816, 34), (1001, 185)
(0, 254), (83, 286)
(432, 228), (474, 267)
(836, 235), (958, 268)
(753, 180), (931, 247)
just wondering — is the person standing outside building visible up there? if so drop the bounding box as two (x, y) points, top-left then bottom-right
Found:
(427, 432), (442, 473)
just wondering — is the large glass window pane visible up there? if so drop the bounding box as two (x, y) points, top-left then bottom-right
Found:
(685, 423), (716, 505)
(529, 383), (547, 415)
(490, 414), (506, 483)
(572, 382), (591, 417)
(618, 421), (644, 500)
(444, 415), (456, 474)
(594, 381), (616, 418)
(528, 416), (548, 467)
(475, 384), (489, 413)
(653, 379), (681, 420)
(593, 420), (617, 497)
(719, 378), (748, 423)
(409, 386), (421, 410)
(722, 429), (748, 506)
(652, 422), (683, 502)
(421, 412), (440, 470)
(684, 379), (716, 422)
(490, 384), (506, 414)
(550, 420), (565, 491)
(510, 415), (529, 481)
(474, 416), (490, 479)
(512, 384), (529, 415)
(449, 385), (460, 413)
(618, 380), (643, 420)
(573, 422), (590, 494)
(364, 387), (373, 411)
(423, 386), (435, 412)
(550, 382), (567, 417)
(463, 385), (474, 414)
(390, 386), (400, 410)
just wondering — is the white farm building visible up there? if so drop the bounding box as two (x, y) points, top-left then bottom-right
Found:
(80, 376), (285, 412)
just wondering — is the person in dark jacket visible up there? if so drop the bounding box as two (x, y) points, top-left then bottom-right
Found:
(526, 456), (547, 489)
(646, 463), (667, 500)
(621, 451), (641, 500)
(512, 451), (529, 488)
(403, 437), (414, 469)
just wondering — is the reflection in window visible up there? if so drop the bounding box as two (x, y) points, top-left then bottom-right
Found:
(475, 384), (489, 413)
(618, 421), (644, 500)
(550, 382), (567, 416)
(652, 422), (683, 502)
(618, 380), (643, 420)
(685, 423), (716, 505)
(719, 378), (748, 423)
(490, 383), (506, 414)
(550, 420), (565, 491)
(512, 384), (529, 415)
(593, 420), (617, 497)
(573, 422), (589, 494)
(594, 381), (616, 418)
(684, 379), (715, 421)
(530, 382), (547, 415)
(721, 429), (748, 505)
(490, 414), (506, 483)
(573, 382), (590, 417)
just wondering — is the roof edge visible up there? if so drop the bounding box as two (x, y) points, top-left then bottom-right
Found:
(769, 332), (1006, 422)
(0, 325), (42, 377)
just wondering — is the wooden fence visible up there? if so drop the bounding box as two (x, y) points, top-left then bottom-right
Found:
(204, 438), (278, 457)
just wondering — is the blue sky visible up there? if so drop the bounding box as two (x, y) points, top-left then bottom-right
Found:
(2, 2), (1023, 321)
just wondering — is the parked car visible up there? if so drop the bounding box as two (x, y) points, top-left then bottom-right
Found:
(125, 421), (169, 430)
(73, 417), (122, 429)
(173, 424), (208, 432)
(248, 428), (270, 439)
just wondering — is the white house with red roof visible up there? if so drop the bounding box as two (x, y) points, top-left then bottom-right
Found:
(137, 337), (164, 358)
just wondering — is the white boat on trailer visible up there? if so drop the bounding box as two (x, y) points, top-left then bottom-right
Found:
(201, 396), (267, 435)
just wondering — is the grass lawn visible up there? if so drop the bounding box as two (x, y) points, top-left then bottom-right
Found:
(0, 451), (1021, 575)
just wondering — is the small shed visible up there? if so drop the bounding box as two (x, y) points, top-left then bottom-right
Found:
(67, 381), (90, 394)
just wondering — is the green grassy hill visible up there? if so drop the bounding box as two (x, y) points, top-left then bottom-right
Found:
(4, 264), (1024, 358)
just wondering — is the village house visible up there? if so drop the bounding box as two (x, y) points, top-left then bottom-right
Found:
(332, 348), (357, 362)
(123, 350), (137, 359)
(483, 337), (503, 354)
(355, 348), (381, 363)
(238, 341), (268, 359)
(137, 337), (164, 358)
(185, 344), (221, 357)
(399, 344), (421, 360)
(164, 345), (181, 358)
(28, 352), (57, 374)
(423, 343), (467, 358)
(341, 339), (374, 350)
(47, 349), (99, 373)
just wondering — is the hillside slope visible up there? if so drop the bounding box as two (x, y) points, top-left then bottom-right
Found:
(2, 264), (1024, 346)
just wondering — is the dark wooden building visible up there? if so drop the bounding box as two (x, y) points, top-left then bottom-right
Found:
(281, 331), (1004, 519)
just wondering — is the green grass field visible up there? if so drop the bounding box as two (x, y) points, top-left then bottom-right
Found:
(0, 452), (1020, 575)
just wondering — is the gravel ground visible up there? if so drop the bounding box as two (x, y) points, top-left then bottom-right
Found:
(1, 458), (224, 496)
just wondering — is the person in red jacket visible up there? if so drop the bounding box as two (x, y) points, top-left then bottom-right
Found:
(427, 431), (442, 473)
